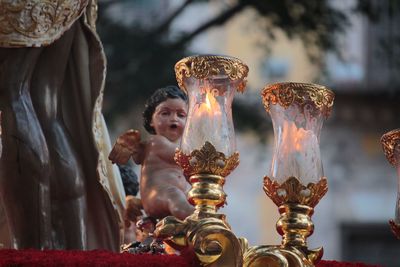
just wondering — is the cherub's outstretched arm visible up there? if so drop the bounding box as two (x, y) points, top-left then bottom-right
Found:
(109, 129), (145, 165)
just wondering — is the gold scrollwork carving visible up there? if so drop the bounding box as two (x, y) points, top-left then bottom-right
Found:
(263, 176), (328, 208)
(0, 0), (89, 47)
(381, 129), (400, 166)
(175, 141), (239, 178)
(261, 82), (334, 118)
(155, 215), (243, 267)
(174, 55), (249, 94)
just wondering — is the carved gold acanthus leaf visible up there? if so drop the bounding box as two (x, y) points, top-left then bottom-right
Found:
(261, 82), (334, 118)
(0, 0), (89, 47)
(263, 176), (328, 207)
(175, 55), (249, 94)
(381, 129), (400, 166)
(175, 142), (239, 178)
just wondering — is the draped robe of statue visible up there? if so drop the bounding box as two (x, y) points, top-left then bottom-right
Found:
(0, 0), (125, 250)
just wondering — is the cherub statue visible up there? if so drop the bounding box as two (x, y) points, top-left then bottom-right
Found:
(109, 86), (194, 222)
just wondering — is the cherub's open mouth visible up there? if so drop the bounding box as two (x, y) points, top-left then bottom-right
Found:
(170, 124), (178, 129)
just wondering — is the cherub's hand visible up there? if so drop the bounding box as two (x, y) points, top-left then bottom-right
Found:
(109, 129), (142, 164)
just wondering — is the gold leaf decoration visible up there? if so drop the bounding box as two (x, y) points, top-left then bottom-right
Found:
(0, 0), (89, 47)
(174, 55), (249, 94)
(263, 176), (328, 207)
(381, 129), (400, 166)
(175, 142), (239, 178)
(261, 82), (334, 118)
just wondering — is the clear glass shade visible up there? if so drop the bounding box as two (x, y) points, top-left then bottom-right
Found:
(269, 103), (324, 184)
(263, 83), (334, 184)
(175, 55), (248, 156)
(180, 76), (237, 156)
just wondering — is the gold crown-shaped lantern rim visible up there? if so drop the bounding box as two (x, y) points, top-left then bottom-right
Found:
(381, 129), (400, 166)
(175, 141), (240, 178)
(263, 176), (328, 208)
(261, 82), (335, 118)
(174, 55), (249, 94)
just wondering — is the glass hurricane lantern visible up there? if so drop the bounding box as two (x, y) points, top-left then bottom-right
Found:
(244, 82), (334, 267)
(155, 55), (249, 267)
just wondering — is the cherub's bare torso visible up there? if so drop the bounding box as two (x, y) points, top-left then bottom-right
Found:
(140, 135), (190, 219)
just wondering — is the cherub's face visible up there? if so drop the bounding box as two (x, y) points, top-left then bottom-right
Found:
(150, 98), (187, 142)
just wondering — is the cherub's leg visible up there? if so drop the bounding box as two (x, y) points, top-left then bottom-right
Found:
(0, 48), (52, 249)
(165, 188), (194, 220)
(30, 25), (87, 249)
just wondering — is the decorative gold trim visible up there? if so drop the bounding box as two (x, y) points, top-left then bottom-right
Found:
(0, 0), (89, 47)
(243, 204), (323, 267)
(175, 141), (239, 178)
(261, 82), (334, 118)
(381, 129), (400, 166)
(263, 176), (328, 208)
(174, 55), (249, 94)
(389, 219), (400, 239)
(155, 142), (243, 266)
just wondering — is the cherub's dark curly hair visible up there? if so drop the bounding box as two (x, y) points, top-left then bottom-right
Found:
(143, 85), (188, 134)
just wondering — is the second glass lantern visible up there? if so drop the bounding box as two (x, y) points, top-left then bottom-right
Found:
(244, 82), (334, 267)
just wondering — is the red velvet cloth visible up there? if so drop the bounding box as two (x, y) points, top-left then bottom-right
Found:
(0, 249), (382, 267)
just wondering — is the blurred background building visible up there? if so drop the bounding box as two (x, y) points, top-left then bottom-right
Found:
(98, 0), (400, 265)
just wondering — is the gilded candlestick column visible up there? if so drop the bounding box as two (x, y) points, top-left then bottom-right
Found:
(155, 55), (249, 267)
(244, 82), (334, 267)
(381, 129), (400, 239)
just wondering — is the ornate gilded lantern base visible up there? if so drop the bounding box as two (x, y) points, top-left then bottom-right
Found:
(155, 142), (245, 267)
(243, 176), (327, 267)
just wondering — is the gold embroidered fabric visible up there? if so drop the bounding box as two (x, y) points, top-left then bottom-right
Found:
(0, 0), (88, 47)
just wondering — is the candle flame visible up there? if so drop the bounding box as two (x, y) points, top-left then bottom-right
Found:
(205, 91), (212, 110)
(198, 90), (221, 115)
(294, 128), (307, 151)
(282, 121), (308, 152)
